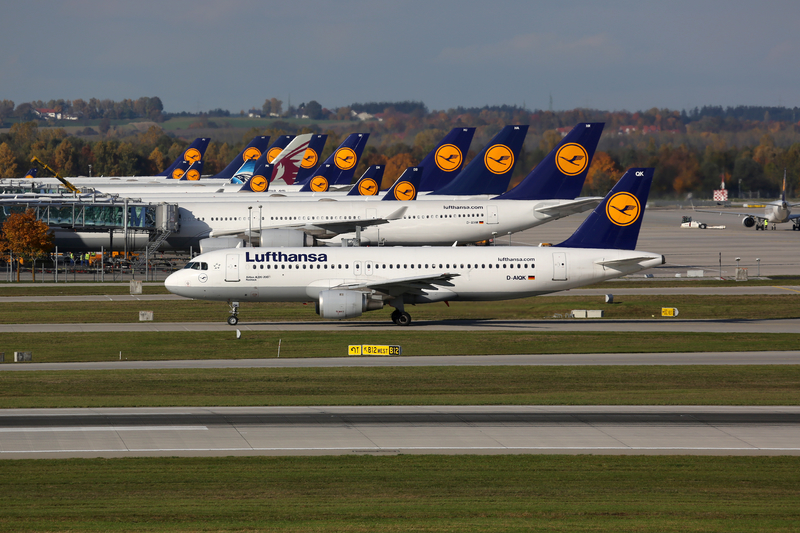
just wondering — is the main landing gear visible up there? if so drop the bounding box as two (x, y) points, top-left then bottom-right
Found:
(227, 301), (239, 326)
(391, 309), (412, 326)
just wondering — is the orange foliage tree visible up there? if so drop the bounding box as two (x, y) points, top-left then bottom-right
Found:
(1, 209), (54, 281)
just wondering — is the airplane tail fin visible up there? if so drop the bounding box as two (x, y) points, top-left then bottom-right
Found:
(209, 136), (270, 180)
(269, 134), (314, 185)
(158, 138), (210, 179)
(23, 168), (38, 179)
(556, 168), (653, 250)
(265, 135), (295, 163)
(238, 157), (274, 192)
(417, 127), (475, 191)
(293, 134), (329, 185)
(316, 133), (370, 186)
(782, 168), (787, 204)
(382, 167), (422, 201)
(428, 125), (528, 196)
(495, 123), (604, 200)
(346, 165), (385, 196)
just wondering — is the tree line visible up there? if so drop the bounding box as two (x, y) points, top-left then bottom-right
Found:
(2, 98), (800, 198)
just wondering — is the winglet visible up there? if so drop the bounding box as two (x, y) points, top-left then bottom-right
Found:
(495, 122), (604, 200)
(382, 167), (422, 201)
(556, 168), (653, 250)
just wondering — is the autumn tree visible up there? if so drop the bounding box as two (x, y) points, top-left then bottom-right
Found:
(0, 142), (19, 179)
(1, 209), (54, 281)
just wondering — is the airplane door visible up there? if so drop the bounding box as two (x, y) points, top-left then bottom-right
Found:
(225, 253), (240, 282)
(365, 261), (373, 275)
(354, 261), (362, 276)
(487, 205), (498, 224)
(552, 252), (567, 281)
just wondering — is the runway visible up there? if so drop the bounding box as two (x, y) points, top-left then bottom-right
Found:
(2, 406), (799, 458)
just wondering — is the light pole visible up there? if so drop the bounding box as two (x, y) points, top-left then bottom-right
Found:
(258, 205), (263, 247)
(248, 206), (253, 247)
(88, 164), (92, 177)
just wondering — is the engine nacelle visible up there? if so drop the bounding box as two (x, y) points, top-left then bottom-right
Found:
(316, 290), (383, 319)
(199, 237), (243, 254)
(257, 229), (316, 247)
(742, 216), (756, 228)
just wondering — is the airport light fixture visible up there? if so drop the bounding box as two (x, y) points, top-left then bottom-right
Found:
(248, 206), (253, 247)
(756, 258), (760, 276)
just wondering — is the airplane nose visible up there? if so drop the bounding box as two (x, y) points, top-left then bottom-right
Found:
(164, 271), (183, 293)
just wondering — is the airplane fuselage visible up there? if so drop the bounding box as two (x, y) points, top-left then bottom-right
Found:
(165, 246), (664, 305)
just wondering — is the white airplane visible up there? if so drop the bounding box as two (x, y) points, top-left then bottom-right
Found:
(37, 124), (605, 252)
(165, 168), (662, 325)
(696, 170), (800, 230)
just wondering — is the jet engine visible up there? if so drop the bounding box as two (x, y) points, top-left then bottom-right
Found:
(199, 237), (244, 254)
(742, 216), (756, 228)
(257, 229), (316, 247)
(316, 290), (383, 319)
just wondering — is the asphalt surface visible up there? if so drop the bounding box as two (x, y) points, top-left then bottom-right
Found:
(3, 406), (800, 458)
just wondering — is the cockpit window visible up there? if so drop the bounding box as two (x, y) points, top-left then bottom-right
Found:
(183, 262), (207, 270)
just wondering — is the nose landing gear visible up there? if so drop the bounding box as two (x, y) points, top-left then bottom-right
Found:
(227, 301), (239, 326)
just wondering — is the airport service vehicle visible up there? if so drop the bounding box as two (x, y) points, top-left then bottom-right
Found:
(680, 216), (725, 229)
(165, 168), (661, 325)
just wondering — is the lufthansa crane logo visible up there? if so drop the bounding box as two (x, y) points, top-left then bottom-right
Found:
(249, 175), (268, 192)
(302, 148), (319, 169)
(334, 147), (357, 170)
(435, 144), (463, 172)
(184, 148), (202, 164)
(243, 147), (262, 161)
(484, 144), (514, 175)
(266, 147), (283, 163)
(185, 169), (201, 181)
(605, 192), (641, 226)
(394, 181), (416, 201)
(358, 178), (379, 196)
(555, 143), (589, 176)
(172, 168), (185, 180)
(309, 176), (328, 192)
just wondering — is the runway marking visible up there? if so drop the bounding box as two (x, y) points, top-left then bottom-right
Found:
(0, 426), (208, 433)
(775, 286), (800, 293)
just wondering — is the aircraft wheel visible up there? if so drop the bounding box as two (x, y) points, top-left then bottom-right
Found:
(227, 315), (239, 326)
(390, 309), (401, 324)
(396, 312), (412, 326)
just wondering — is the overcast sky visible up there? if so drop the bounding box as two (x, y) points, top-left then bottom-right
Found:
(3, 0), (799, 114)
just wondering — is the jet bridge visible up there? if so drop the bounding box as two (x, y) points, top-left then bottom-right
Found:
(0, 195), (179, 252)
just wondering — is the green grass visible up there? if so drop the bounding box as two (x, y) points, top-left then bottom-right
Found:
(2, 331), (799, 362)
(1, 456), (798, 532)
(2, 365), (800, 408)
(1, 294), (799, 323)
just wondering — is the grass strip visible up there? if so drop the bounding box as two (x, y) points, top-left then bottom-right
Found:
(0, 455), (798, 532)
(1, 331), (799, 362)
(2, 365), (800, 407)
(1, 294), (799, 323)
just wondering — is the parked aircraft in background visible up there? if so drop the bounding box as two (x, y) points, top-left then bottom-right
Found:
(696, 170), (800, 230)
(165, 168), (661, 326)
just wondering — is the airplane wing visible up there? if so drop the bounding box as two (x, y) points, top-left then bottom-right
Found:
(209, 206), (408, 238)
(694, 208), (760, 218)
(334, 272), (460, 297)
(534, 197), (603, 218)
